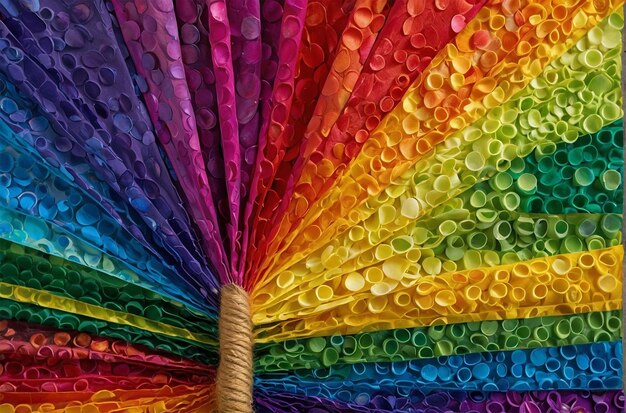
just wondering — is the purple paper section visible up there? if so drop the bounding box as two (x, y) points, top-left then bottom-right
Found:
(206, 0), (241, 279)
(255, 390), (626, 413)
(227, 0), (262, 274)
(240, 0), (307, 281)
(173, 0), (230, 254)
(112, 0), (230, 282)
(0, 1), (219, 299)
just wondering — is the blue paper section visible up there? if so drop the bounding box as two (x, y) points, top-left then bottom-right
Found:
(256, 342), (623, 402)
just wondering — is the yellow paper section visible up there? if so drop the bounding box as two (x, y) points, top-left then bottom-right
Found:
(259, 0), (623, 281)
(254, 246), (623, 342)
(255, 213), (621, 323)
(252, 11), (624, 317)
(0, 283), (217, 346)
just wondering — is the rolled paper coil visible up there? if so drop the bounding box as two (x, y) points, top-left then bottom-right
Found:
(206, 0), (243, 274)
(227, 0), (262, 197)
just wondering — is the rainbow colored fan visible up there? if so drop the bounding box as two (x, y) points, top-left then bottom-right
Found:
(0, 0), (622, 412)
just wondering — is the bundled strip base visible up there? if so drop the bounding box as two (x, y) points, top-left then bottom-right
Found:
(217, 284), (254, 413)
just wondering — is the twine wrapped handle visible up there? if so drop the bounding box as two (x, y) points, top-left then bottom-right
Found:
(217, 284), (253, 412)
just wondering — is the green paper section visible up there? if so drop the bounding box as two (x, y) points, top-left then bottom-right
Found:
(0, 297), (217, 364)
(255, 311), (622, 372)
(0, 239), (217, 338)
(412, 119), (625, 271)
(490, 120), (623, 215)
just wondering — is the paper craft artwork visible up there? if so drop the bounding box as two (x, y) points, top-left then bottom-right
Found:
(0, 0), (623, 412)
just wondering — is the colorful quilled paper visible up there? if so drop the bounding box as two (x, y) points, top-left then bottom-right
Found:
(0, 0), (622, 412)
